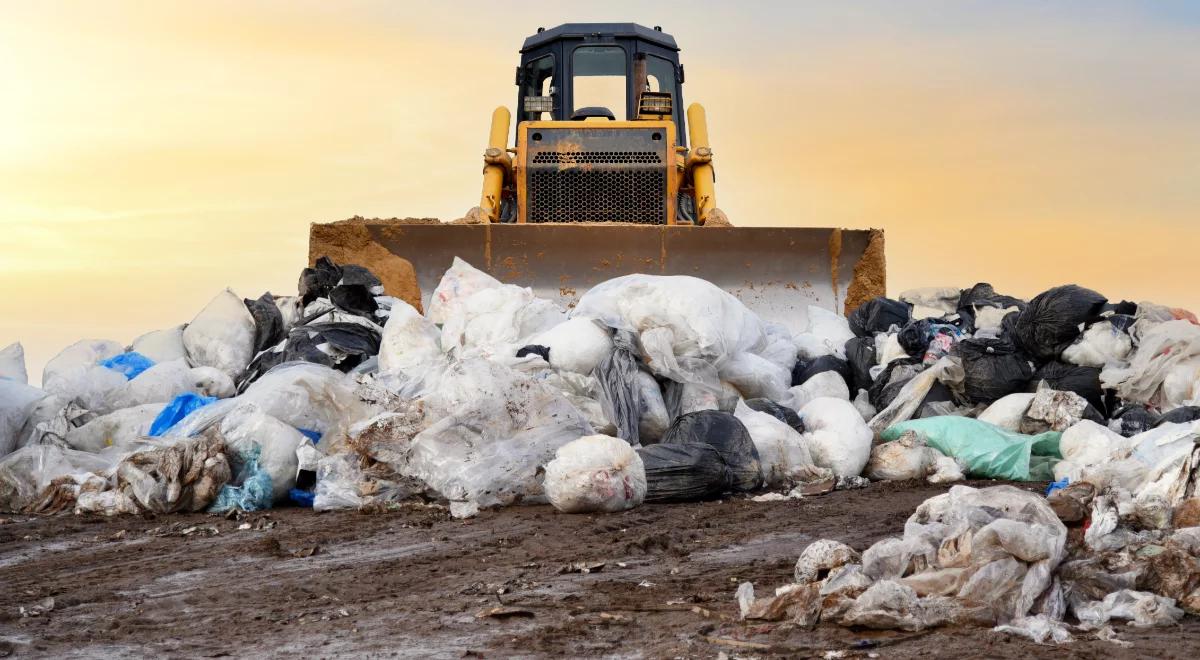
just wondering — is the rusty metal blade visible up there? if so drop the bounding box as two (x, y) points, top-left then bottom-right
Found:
(310, 222), (885, 329)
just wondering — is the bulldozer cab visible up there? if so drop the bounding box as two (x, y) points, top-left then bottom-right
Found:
(516, 23), (686, 143)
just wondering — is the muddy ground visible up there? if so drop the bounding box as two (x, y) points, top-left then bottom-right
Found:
(1, 480), (1196, 658)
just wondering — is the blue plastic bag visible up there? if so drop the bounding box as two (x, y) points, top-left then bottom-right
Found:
(209, 444), (274, 512)
(99, 352), (155, 380)
(1046, 477), (1070, 496)
(208, 462), (274, 512)
(288, 488), (315, 508)
(149, 392), (216, 437)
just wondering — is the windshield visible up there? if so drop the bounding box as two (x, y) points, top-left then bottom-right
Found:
(572, 46), (626, 118)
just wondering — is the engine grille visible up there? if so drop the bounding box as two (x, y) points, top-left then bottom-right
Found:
(525, 128), (668, 224)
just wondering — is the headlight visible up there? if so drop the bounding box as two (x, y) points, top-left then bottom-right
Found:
(523, 96), (554, 114)
(638, 92), (673, 117)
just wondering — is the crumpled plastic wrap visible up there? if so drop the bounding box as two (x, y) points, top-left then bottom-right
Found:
(402, 358), (593, 517)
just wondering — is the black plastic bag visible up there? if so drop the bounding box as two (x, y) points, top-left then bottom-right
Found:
(1104, 301), (1138, 316)
(307, 322), (381, 359)
(745, 398), (804, 434)
(244, 292), (285, 354)
(1105, 314), (1137, 333)
(844, 336), (877, 393)
(637, 443), (733, 502)
(1155, 406), (1200, 428)
(955, 338), (1034, 404)
(792, 355), (853, 389)
(956, 283), (1026, 334)
(595, 331), (642, 445)
(338, 264), (382, 289)
(915, 381), (956, 418)
(329, 284), (379, 317)
(1111, 404), (1159, 437)
(1032, 361), (1106, 415)
(299, 256), (343, 305)
(898, 319), (933, 356)
(868, 357), (923, 409)
(661, 410), (761, 492)
(237, 321), (381, 392)
(848, 297), (911, 338)
(516, 344), (551, 362)
(1012, 285), (1108, 363)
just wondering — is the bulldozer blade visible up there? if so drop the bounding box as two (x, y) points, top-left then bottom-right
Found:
(309, 222), (885, 329)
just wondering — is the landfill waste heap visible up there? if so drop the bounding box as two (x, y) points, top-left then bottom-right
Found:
(2, 255), (1199, 643)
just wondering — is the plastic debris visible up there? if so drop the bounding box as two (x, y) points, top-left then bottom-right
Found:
(542, 434), (645, 513)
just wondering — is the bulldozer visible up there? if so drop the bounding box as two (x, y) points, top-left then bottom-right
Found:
(310, 23), (885, 327)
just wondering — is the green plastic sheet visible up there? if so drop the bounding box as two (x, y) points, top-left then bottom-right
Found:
(880, 417), (1062, 481)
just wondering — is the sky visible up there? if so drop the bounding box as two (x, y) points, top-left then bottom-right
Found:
(3, 1), (1199, 381)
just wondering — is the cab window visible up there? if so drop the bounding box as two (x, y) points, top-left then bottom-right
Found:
(520, 54), (555, 121)
(572, 46), (626, 118)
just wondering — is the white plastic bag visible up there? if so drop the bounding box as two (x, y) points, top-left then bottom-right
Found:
(735, 400), (830, 487)
(219, 405), (310, 503)
(0, 444), (117, 512)
(0, 342), (28, 383)
(719, 351), (790, 401)
(42, 338), (124, 383)
(794, 539), (861, 583)
(1, 381), (47, 457)
(572, 274), (765, 383)
(796, 305), (854, 359)
(1102, 320), (1200, 407)
(130, 325), (187, 364)
(1058, 420), (1126, 469)
(636, 371), (670, 442)
(378, 299), (446, 375)
(1073, 590), (1184, 629)
(799, 397), (873, 478)
(405, 358), (593, 517)
(41, 339), (127, 412)
(542, 434), (645, 513)
(439, 281), (566, 358)
(65, 404), (163, 452)
(758, 322), (800, 373)
(527, 317), (614, 375)
(1160, 357), (1200, 411)
(1062, 321), (1132, 368)
(313, 453), (366, 511)
(783, 371), (850, 412)
(977, 393), (1035, 432)
(182, 289), (256, 379)
(899, 287), (959, 320)
(168, 363), (366, 442)
(426, 256), (503, 325)
(115, 359), (234, 409)
(866, 431), (938, 481)
(877, 334), (908, 366)
(973, 306), (1019, 335)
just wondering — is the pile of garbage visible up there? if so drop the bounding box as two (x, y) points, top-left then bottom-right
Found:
(737, 478), (1199, 643)
(3, 256), (1198, 635)
(2, 262), (1198, 521)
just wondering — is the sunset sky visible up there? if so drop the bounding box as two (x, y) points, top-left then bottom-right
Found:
(3, 1), (1199, 380)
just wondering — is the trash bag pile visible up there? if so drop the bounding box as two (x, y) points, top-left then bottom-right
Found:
(737, 463), (1200, 641)
(2, 265), (1199, 526)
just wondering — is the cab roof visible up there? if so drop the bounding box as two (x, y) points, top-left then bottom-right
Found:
(521, 23), (679, 53)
